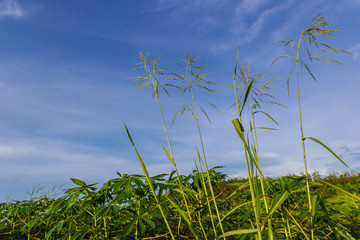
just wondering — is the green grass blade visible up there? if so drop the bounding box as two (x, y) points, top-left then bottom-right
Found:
(259, 111), (279, 126)
(270, 55), (291, 67)
(166, 196), (197, 237)
(319, 180), (360, 201)
(240, 80), (254, 116)
(305, 137), (349, 168)
(70, 178), (87, 187)
(261, 191), (290, 231)
(162, 146), (176, 167)
(283, 207), (310, 240)
(218, 201), (252, 225)
(124, 124), (175, 240)
(219, 229), (257, 238)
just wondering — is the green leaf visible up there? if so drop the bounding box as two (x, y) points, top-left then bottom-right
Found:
(261, 190), (290, 231)
(138, 218), (146, 236)
(218, 201), (252, 224)
(240, 80), (254, 116)
(259, 111), (279, 126)
(305, 137), (349, 168)
(162, 146), (176, 167)
(319, 180), (360, 201)
(142, 217), (156, 229)
(166, 196), (197, 237)
(303, 63), (317, 82)
(257, 127), (277, 131)
(28, 217), (39, 231)
(70, 178), (87, 187)
(45, 221), (64, 240)
(270, 54), (291, 67)
(123, 219), (136, 238)
(72, 231), (88, 240)
(45, 225), (57, 240)
(232, 118), (244, 135)
(219, 229), (257, 238)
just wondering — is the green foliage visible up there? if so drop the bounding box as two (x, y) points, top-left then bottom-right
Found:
(1, 13), (358, 240)
(0, 170), (359, 239)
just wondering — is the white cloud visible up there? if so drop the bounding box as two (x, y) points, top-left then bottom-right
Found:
(0, 138), (139, 191)
(235, 0), (266, 16)
(210, 1), (291, 53)
(0, 0), (23, 18)
(348, 43), (360, 60)
(144, 0), (226, 32)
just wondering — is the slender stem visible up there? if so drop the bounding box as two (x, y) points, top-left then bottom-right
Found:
(240, 118), (262, 240)
(190, 86), (225, 239)
(156, 94), (192, 223)
(295, 37), (313, 239)
(250, 100), (273, 240)
(232, 55), (262, 240)
(196, 154), (216, 238)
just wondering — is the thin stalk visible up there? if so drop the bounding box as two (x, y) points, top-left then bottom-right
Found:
(242, 127), (262, 240)
(135, 53), (194, 236)
(190, 87), (225, 239)
(196, 154), (216, 238)
(232, 52), (262, 240)
(295, 36), (313, 240)
(155, 93), (192, 223)
(196, 212), (208, 240)
(250, 100), (273, 239)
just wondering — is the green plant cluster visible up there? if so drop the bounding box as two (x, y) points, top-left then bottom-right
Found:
(1, 13), (359, 239)
(0, 169), (359, 239)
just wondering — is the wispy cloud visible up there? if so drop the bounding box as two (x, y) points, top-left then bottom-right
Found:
(0, 0), (23, 19)
(144, 0), (226, 32)
(349, 42), (360, 60)
(235, 0), (267, 16)
(210, 1), (292, 53)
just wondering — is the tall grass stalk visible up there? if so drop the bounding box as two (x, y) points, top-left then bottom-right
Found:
(170, 51), (225, 238)
(230, 49), (280, 239)
(132, 52), (193, 226)
(272, 13), (353, 239)
(230, 51), (262, 239)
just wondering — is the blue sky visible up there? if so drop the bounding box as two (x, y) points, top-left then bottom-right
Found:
(1, 0), (359, 202)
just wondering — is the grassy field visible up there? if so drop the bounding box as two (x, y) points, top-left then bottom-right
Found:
(1, 13), (359, 239)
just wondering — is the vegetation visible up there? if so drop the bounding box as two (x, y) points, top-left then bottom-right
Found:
(1, 13), (359, 239)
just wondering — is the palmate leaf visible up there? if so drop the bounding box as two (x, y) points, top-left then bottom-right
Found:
(122, 219), (137, 238)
